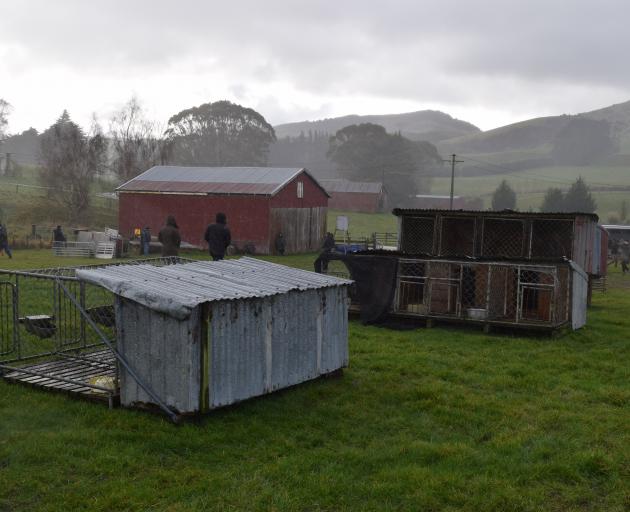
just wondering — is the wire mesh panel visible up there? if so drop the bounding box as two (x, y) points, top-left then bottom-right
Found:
(530, 219), (574, 259)
(427, 262), (460, 315)
(486, 266), (518, 321)
(481, 219), (526, 258)
(393, 258), (574, 329)
(0, 282), (17, 357)
(439, 217), (475, 257)
(400, 217), (435, 254)
(461, 264), (489, 312)
(396, 259), (427, 314)
(517, 268), (556, 323)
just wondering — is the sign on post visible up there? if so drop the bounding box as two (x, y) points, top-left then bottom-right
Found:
(336, 216), (348, 232)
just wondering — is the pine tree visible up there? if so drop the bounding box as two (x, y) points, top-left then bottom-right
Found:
(540, 187), (565, 212)
(491, 180), (517, 210)
(563, 177), (597, 213)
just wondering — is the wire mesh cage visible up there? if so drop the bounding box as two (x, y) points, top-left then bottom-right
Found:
(0, 256), (193, 405)
(394, 258), (572, 329)
(399, 217), (435, 254)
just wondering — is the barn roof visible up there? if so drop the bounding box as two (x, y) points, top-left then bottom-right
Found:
(76, 257), (352, 319)
(117, 166), (329, 197)
(320, 179), (383, 194)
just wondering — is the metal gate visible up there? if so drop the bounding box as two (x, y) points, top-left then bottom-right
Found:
(0, 281), (18, 357)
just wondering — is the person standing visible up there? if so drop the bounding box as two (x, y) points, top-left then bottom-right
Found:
(314, 232), (336, 273)
(621, 241), (630, 275)
(158, 215), (181, 257)
(275, 232), (286, 256)
(0, 223), (12, 259)
(53, 225), (66, 243)
(140, 226), (151, 256)
(204, 212), (231, 261)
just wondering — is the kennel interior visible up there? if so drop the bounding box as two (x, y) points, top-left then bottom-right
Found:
(76, 257), (351, 415)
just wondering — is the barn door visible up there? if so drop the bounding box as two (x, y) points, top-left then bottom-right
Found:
(0, 281), (18, 358)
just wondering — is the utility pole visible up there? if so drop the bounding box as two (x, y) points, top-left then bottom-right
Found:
(4, 153), (11, 177)
(444, 154), (464, 209)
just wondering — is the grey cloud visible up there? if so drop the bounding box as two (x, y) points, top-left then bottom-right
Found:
(3, 0), (630, 130)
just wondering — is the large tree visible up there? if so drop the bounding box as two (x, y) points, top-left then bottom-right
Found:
(165, 100), (276, 165)
(39, 111), (107, 221)
(491, 180), (517, 210)
(109, 96), (167, 182)
(540, 187), (564, 212)
(327, 123), (441, 206)
(0, 99), (11, 142)
(563, 176), (596, 213)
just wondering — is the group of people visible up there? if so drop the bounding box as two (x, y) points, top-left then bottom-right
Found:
(146, 213), (232, 260)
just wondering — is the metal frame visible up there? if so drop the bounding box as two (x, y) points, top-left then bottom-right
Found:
(394, 257), (571, 329)
(0, 256), (193, 421)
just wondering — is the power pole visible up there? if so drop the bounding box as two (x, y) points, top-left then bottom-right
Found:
(444, 154), (464, 209)
(4, 153), (11, 177)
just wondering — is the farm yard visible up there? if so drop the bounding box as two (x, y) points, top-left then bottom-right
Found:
(1, 250), (629, 511)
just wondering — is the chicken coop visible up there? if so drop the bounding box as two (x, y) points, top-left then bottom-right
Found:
(0, 257), (351, 421)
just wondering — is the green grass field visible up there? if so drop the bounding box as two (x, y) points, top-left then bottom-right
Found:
(1, 250), (629, 511)
(431, 164), (630, 218)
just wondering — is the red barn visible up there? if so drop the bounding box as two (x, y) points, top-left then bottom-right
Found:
(320, 179), (386, 212)
(117, 166), (329, 254)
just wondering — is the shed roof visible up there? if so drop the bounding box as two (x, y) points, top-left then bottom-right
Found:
(117, 166), (329, 197)
(393, 208), (599, 221)
(320, 179), (383, 194)
(76, 257), (351, 320)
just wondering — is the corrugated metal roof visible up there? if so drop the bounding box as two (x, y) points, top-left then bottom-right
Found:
(76, 257), (352, 319)
(393, 208), (599, 221)
(116, 166), (327, 196)
(320, 179), (383, 194)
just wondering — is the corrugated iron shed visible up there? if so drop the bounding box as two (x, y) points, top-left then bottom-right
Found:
(76, 257), (352, 319)
(117, 166), (330, 197)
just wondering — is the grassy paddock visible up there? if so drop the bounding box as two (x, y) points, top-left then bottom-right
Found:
(0, 251), (629, 511)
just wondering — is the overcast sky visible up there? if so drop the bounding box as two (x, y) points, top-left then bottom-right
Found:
(2, 0), (629, 134)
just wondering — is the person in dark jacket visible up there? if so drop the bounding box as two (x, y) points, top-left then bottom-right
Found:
(158, 215), (181, 256)
(140, 226), (151, 256)
(275, 232), (286, 256)
(0, 223), (12, 259)
(204, 212), (231, 261)
(53, 225), (66, 243)
(314, 232), (336, 273)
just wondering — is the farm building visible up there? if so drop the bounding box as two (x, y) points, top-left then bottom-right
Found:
(321, 209), (600, 332)
(117, 166), (330, 254)
(320, 179), (386, 212)
(0, 257), (351, 420)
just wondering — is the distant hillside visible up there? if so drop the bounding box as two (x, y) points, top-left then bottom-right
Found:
(437, 99), (630, 169)
(274, 110), (480, 143)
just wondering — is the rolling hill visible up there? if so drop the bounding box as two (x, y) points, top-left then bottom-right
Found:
(274, 110), (480, 143)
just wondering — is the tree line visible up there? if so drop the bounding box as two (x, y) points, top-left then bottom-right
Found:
(0, 96), (446, 220)
(491, 177), (597, 213)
